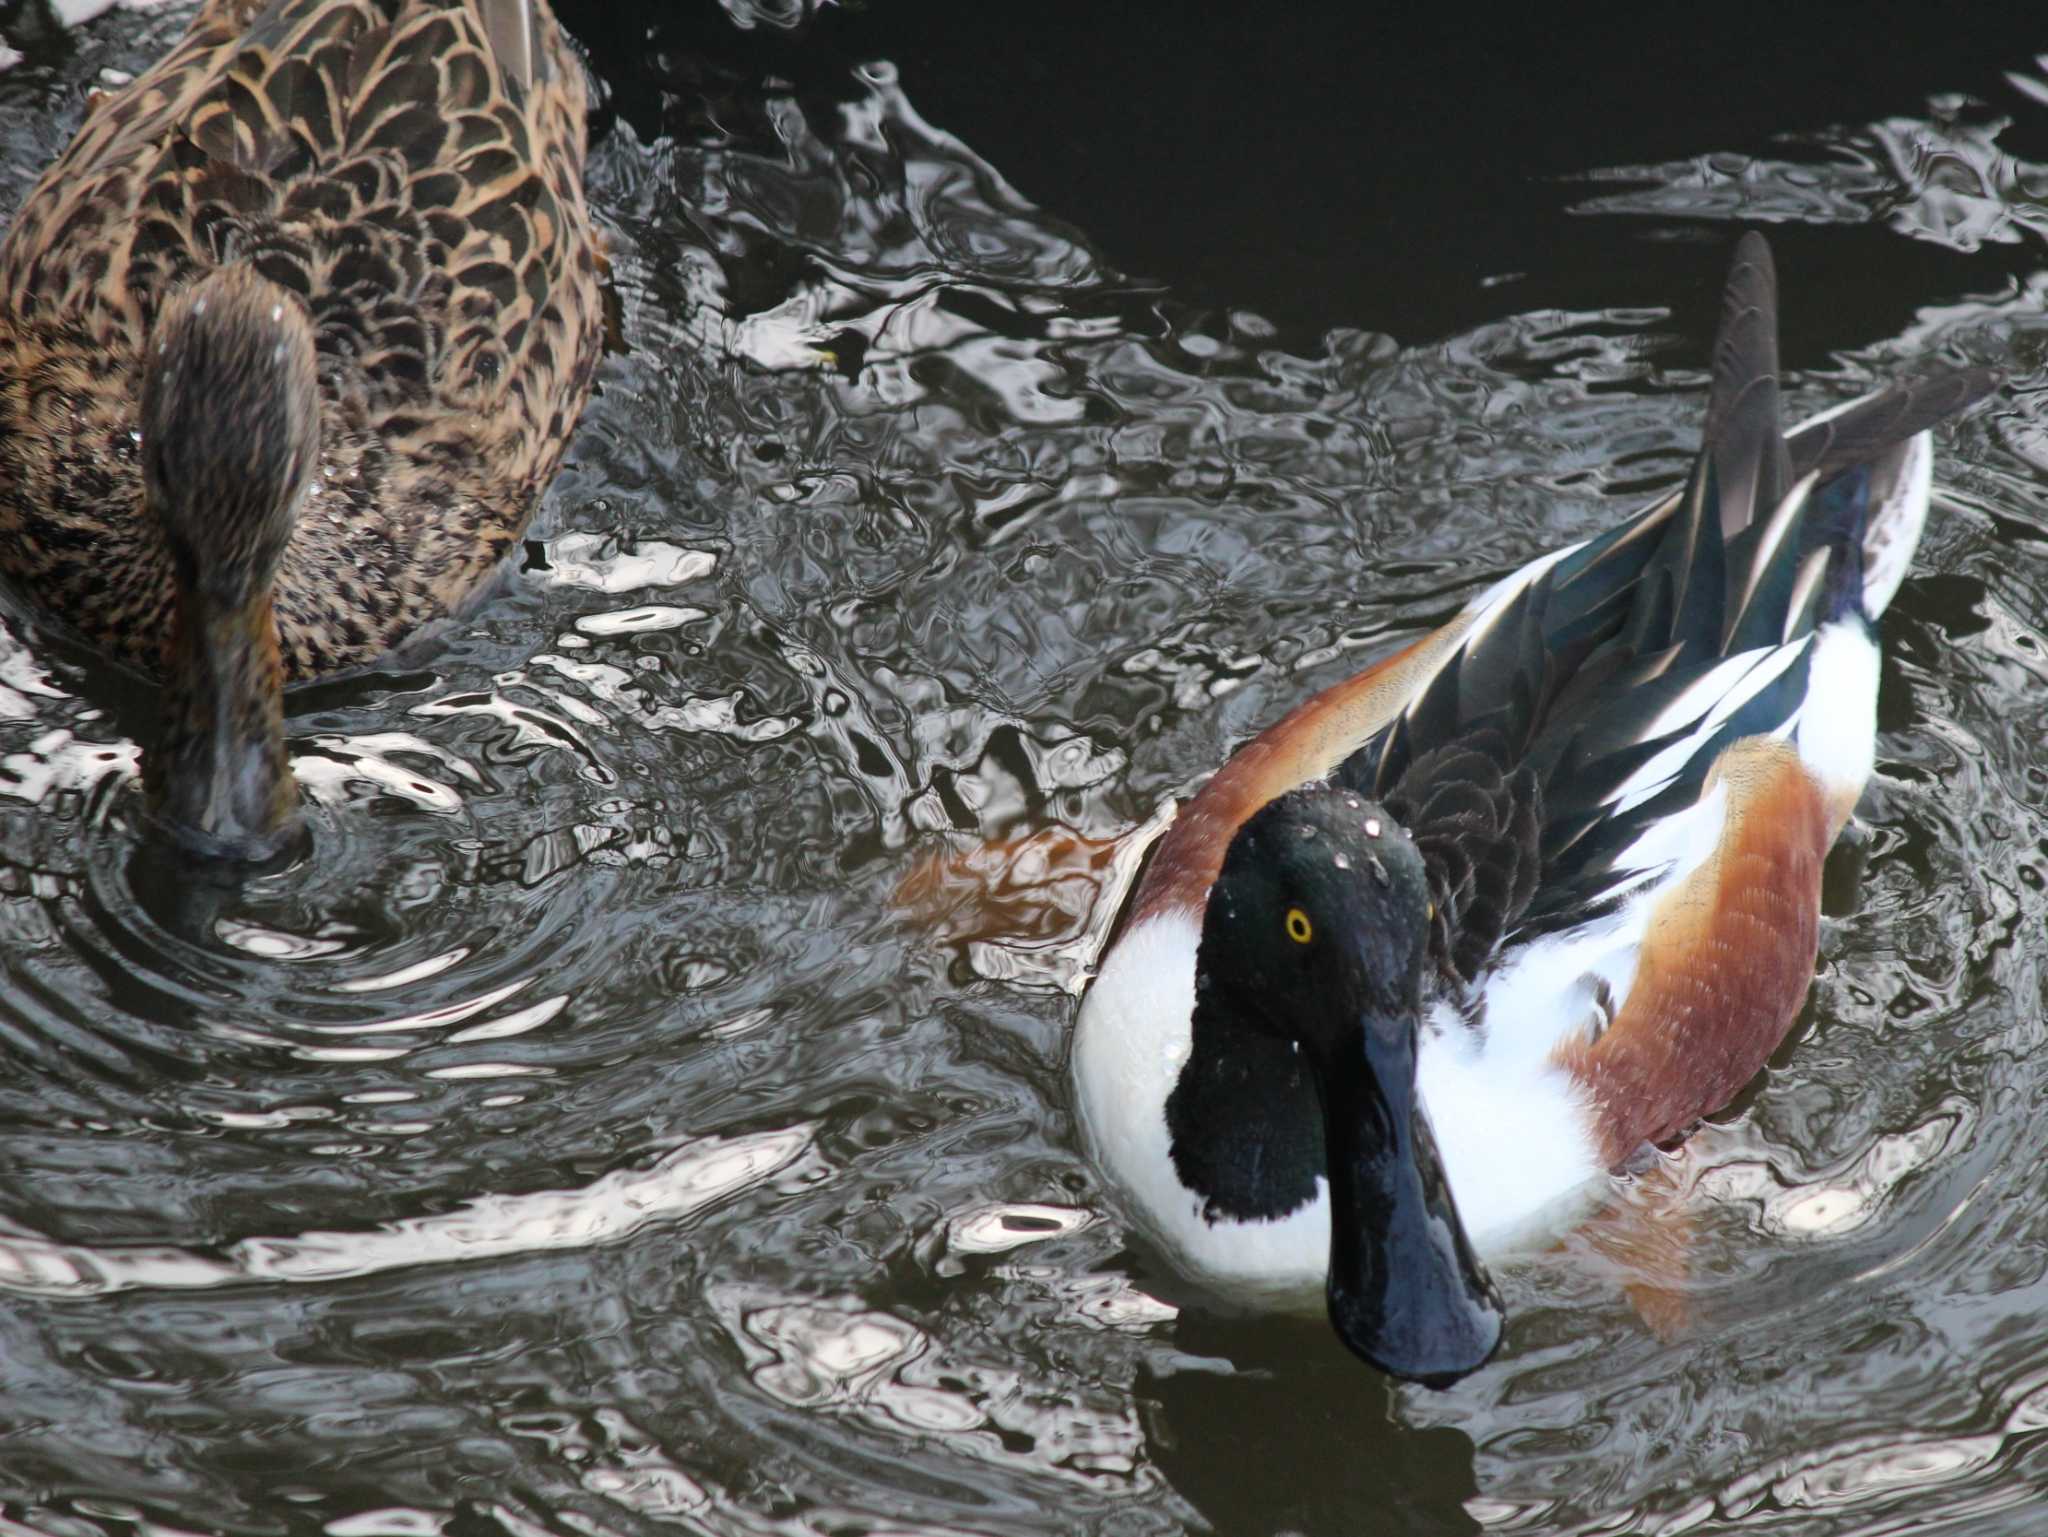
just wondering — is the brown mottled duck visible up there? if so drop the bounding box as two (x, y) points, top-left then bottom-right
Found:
(0, 0), (602, 859)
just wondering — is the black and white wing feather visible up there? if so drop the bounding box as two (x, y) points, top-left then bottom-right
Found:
(1336, 233), (2000, 982)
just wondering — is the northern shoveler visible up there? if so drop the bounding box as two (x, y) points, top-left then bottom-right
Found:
(0, 0), (602, 858)
(1071, 234), (2001, 1386)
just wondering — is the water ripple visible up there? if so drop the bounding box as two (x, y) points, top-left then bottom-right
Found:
(1572, 71), (2048, 255)
(0, 8), (2040, 1536)
(0, 1127), (810, 1298)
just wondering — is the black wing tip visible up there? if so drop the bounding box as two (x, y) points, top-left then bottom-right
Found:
(1700, 231), (1792, 539)
(1712, 232), (2006, 493)
(1940, 364), (2009, 414)
(1722, 234), (2006, 406)
(1734, 229), (1771, 256)
(1726, 230), (1778, 295)
(1786, 364), (2006, 482)
(1709, 231), (1781, 368)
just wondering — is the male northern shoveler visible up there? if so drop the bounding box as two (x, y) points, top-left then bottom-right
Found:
(1072, 234), (2000, 1386)
(0, 0), (601, 858)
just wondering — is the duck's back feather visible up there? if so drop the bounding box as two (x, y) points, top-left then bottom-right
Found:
(0, 0), (601, 680)
(1337, 235), (1999, 986)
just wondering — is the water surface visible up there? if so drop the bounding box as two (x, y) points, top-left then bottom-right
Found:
(0, 6), (2044, 1535)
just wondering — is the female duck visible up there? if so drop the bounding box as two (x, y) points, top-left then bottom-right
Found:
(1073, 235), (1999, 1385)
(0, 0), (601, 858)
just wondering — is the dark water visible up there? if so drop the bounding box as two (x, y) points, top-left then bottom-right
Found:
(0, 4), (2044, 1534)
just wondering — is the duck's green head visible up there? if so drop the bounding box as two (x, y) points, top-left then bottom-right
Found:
(138, 266), (319, 861)
(1191, 782), (1504, 1384)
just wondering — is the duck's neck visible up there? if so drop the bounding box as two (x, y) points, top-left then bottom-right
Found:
(136, 266), (321, 860)
(145, 586), (298, 860)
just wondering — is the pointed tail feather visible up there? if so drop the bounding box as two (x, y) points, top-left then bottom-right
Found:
(1786, 367), (2004, 484)
(1697, 233), (2002, 633)
(1702, 231), (1793, 540)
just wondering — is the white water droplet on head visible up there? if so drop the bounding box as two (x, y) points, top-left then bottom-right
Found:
(1333, 852), (1350, 870)
(1364, 817), (1382, 837)
(270, 304), (283, 322)
(192, 297), (206, 316)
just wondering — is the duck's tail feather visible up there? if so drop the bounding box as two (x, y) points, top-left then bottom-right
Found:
(1786, 367), (2005, 484)
(1519, 236), (1999, 676)
(1351, 235), (1998, 942)
(1689, 232), (2002, 645)
(1702, 231), (1794, 543)
(1783, 364), (2003, 620)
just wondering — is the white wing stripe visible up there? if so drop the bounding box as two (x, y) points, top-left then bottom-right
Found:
(1639, 648), (1774, 740)
(1457, 540), (1586, 630)
(1733, 470), (1818, 629)
(1605, 638), (1810, 815)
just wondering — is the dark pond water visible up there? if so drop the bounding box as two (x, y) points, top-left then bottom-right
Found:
(1, 3), (2046, 1533)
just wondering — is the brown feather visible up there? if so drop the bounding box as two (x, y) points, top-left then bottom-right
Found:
(0, 0), (601, 683)
(1550, 737), (1837, 1167)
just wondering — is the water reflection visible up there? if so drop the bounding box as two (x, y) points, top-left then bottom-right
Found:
(711, 1277), (1153, 1487)
(0, 4), (2042, 1536)
(1575, 66), (2048, 255)
(0, 1128), (811, 1297)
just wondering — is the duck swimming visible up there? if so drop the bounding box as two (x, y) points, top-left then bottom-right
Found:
(0, 0), (601, 858)
(1072, 234), (2000, 1385)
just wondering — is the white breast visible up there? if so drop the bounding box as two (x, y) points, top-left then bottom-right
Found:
(1071, 910), (1324, 1304)
(1070, 907), (1606, 1305)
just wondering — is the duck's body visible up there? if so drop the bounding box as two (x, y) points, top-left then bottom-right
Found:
(0, 0), (601, 852)
(1072, 236), (1999, 1380)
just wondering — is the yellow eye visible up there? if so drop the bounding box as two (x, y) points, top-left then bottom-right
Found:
(1285, 907), (1313, 944)
(1426, 901), (1436, 922)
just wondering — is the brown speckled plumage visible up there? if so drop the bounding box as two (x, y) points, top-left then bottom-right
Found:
(0, 0), (602, 683)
